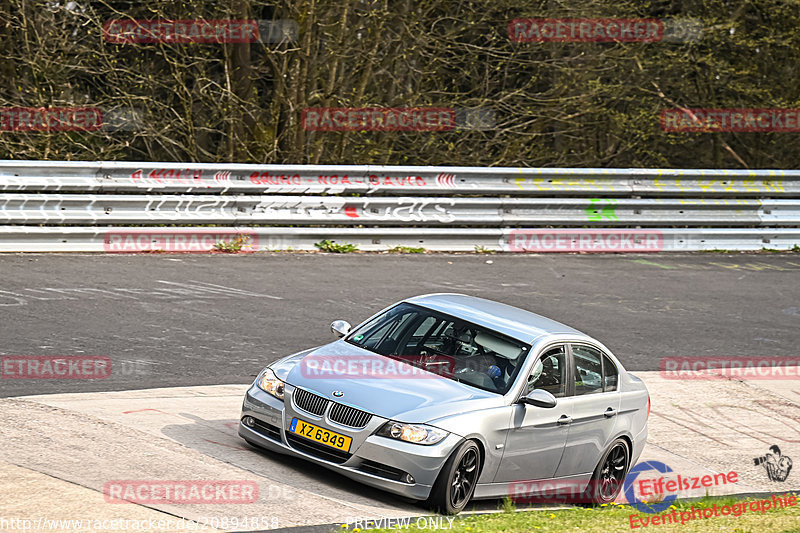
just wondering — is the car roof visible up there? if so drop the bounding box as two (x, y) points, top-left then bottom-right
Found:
(403, 293), (587, 344)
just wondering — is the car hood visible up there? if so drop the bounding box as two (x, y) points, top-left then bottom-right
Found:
(270, 340), (504, 423)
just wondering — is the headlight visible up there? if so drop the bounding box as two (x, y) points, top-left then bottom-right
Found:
(376, 421), (448, 445)
(257, 368), (285, 400)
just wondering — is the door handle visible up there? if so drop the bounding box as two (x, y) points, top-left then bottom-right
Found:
(604, 408), (617, 418)
(557, 415), (572, 425)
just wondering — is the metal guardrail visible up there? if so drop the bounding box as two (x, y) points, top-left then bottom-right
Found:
(1, 226), (799, 253)
(3, 194), (800, 226)
(0, 160), (799, 252)
(0, 160), (797, 196)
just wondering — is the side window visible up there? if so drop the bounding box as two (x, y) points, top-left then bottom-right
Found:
(572, 345), (603, 395)
(527, 346), (567, 398)
(603, 354), (618, 392)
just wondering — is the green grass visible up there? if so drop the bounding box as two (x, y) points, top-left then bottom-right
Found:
(387, 246), (427, 254)
(356, 494), (800, 533)
(314, 239), (359, 253)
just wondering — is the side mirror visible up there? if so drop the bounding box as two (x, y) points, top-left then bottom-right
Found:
(330, 320), (351, 338)
(519, 389), (557, 408)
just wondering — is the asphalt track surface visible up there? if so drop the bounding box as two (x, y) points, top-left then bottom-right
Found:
(1, 252), (799, 397)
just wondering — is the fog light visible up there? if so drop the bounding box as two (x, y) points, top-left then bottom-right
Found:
(405, 473), (415, 484)
(243, 416), (255, 427)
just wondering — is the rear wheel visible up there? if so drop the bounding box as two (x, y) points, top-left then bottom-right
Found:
(427, 440), (481, 515)
(585, 438), (629, 505)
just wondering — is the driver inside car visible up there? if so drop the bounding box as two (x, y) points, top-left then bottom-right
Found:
(451, 330), (523, 392)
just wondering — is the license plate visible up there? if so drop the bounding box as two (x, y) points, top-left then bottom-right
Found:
(289, 418), (352, 452)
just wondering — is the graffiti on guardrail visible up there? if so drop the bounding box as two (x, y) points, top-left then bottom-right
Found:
(252, 199), (345, 219)
(509, 176), (786, 194)
(116, 168), (789, 194)
(249, 172), (303, 185)
(357, 198), (456, 223)
(367, 175), (429, 187)
(513, 177), (629, 192)
(126, 168), (433, 190)
(650, 178), (784, 193)
(251, 197), (456, 223)
(585, 199), (619, 221)
(131, 169), (204, 182)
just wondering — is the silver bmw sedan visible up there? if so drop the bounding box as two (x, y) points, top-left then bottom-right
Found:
(239, 293), (649, 514)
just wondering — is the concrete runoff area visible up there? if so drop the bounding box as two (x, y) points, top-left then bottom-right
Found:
(0, 374), (797, 532)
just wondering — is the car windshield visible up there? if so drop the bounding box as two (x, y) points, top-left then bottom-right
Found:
(345, 303), (529, 395)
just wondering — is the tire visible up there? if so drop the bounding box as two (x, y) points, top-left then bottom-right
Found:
(427, 440), (481, 515)
(584, 438), (630, 505)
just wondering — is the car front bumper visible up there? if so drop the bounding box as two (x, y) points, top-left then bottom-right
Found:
(238, 383), (463, 502)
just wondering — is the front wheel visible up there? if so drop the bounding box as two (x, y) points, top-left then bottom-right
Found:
(585, 438), (630, 505)
(427, 440), (481, 515)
